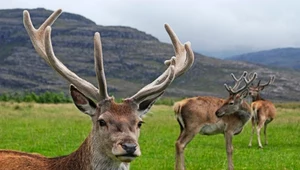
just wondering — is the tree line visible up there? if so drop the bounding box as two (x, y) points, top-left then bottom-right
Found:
(0, 91), (178, 105)
(0, 91), (72, 103)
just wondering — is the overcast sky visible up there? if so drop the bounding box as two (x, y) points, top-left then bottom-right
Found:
(2, 0), (300, 58)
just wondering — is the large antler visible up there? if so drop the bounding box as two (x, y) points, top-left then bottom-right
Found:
(127, 24), (194, 103)
(24, 9), (194, 104)
(255, 75), (275, 89)
(225, 71), (257, 95)
(23, 9), (108, 101)
(230, 71), (247, 90)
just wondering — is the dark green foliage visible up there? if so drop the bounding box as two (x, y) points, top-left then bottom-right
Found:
(0, 91), (72, 103)
(0, 92), (177, 105)
(155, 97), (179, 106)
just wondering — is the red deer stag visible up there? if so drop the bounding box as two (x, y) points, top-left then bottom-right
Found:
(248, 76), (276, 148)
(174, 71), (256, 170)
(0, 9), (194, 170)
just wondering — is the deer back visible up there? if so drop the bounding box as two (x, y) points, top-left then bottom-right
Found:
(0, 150), (48, 170)
(174, 96), (225, 129)
(251, 100), (276, 119)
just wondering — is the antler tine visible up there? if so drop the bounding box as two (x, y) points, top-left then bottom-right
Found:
(24, 9), (101, 101)
(231, 71), (247, 82)
(257, 80), (261, 86)
(224, 71), (247, 93)
(94, 32), (110, 100)
(44, 27), (101, 101)
(244, 72), (257, 84)
(128, 24), (194, 104)
(130, 64), (176, 102)
(224, 83), (231, 93)
(258, 75), (275, 88)
(230, 71), (247, 90)
(164, 24), (194, 78)
(225, 72), (257, 95)
(234, 72), (257, 94)
(23, 9), (62, 65)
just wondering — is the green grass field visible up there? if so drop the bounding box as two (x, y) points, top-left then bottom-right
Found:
(0, 102), (299, 170)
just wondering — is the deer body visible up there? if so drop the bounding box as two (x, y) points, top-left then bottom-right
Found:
(0, 137), (98, 170)
(174, 72), (256, 170)
(248, 76), (276, 148)
(0, 137), (128, 170)
(0, 9), (194, 170)
(174, 96), (251, 170)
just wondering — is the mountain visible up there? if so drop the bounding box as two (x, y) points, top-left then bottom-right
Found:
(1, 8), (300, 101)
(227, 48), (300, 70)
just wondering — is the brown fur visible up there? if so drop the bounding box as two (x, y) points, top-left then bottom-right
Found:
(0, 97), (140, 170)
(0, 150), (47, 170)
(175, 97), (223, 127)
(174, 96), (251, 170)
(0, 139), (91, 170)
(248, 92), (276, 148)
(251, 100), (276, 121)
(0, 121), (112, 170)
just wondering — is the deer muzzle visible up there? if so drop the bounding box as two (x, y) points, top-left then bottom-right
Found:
(113, 142), (141, 163)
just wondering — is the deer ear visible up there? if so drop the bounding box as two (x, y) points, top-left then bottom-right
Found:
(70, 85), (97, 116)
(137, 92), (164, 117)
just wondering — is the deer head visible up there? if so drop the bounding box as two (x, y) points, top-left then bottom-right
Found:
(23, 9), (194, 163)
(249, 75), (275, 99)
(215, 71), (257, 117)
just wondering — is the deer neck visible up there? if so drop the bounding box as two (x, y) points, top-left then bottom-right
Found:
(48, 136), (92, 170)
(252, 94), (264, 101)
(236, 101), (252, 124)
(49, 134), (129, 170)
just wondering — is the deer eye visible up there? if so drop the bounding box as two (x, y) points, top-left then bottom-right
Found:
(137, 121), (144, 128)
(229, 101), (234, 105)
(98, 119), (107, 127)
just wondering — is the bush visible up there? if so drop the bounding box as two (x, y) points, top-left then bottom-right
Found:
(0, 92), (183, 105)
(0, 91), (72, 103)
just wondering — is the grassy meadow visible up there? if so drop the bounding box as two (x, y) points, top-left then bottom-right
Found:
(0, 102), (299, 169)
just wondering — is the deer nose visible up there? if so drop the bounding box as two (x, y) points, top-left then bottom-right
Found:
(121, 143), (137, 154)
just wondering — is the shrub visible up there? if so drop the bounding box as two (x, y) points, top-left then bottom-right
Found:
(0, 91), (72, 103)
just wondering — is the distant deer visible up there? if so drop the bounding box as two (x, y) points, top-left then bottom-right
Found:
(174, 71), (256, 170)
(248, 76), (276, 148)
(0, 9), (194, 170)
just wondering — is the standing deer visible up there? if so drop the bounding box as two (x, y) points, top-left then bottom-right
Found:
(248, 76), (276, 148)
(0, 9), (194, 170)
(174, 72), (256, 170)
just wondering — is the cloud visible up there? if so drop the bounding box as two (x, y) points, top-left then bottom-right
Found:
(2, 0), (300, 57)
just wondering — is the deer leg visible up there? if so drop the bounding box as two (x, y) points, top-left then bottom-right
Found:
(224, 131), (234, 170)
(175, 129), (197, 170)
(256, 120), (264, 149)
(264, 118), (273, 145)
(248, 118), (255, 147)
(264, 122), (268, 145)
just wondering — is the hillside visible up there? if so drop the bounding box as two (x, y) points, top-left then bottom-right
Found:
(227, 48), (300, 70)
(1, 8), (300, 101)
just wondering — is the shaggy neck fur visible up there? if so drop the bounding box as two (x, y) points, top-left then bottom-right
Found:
(48, 134), (129, 170)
